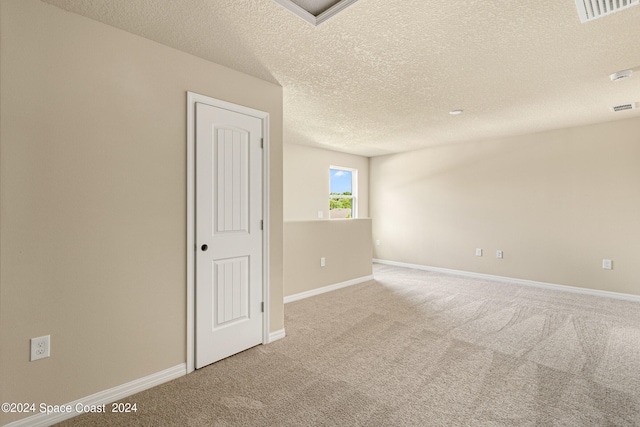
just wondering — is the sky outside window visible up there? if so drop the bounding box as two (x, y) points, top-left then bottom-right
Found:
(330, 169), (352, 193)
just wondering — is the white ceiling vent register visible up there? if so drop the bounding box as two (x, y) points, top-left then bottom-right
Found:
(273, 0), (359, 26)
(575, 0), (639, 23)
(611, 102), (637, 112)
(610, 69), (633, 81)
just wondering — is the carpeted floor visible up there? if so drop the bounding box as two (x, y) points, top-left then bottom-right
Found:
(57, 264), (640, 426)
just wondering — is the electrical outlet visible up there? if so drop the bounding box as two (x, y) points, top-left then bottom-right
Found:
(496, 250), (503, 259)
(602, 259), (613, 270)
(476, 248), (482, 257)
(375, 240), (380, 246)
(317, 211), (323, 219)
(320, 257), (326, 267)
(30, 335), (50, 361)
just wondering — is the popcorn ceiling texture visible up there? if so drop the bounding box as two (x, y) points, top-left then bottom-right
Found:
(42, 0), (640, 156)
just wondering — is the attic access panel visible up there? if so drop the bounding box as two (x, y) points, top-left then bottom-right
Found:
(273, 0), (358, 25)
(575, 0), (639, 23)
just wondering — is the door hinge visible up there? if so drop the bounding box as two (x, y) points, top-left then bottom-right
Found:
(261, 302), (264, 312)
(261, 220), (263, 230)
(261, 138), (264, 149)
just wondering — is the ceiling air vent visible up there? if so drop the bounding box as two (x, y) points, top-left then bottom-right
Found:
(610, 70), (633, 81)
(576, 0), (639, 23)
(611, 102), (637, 112)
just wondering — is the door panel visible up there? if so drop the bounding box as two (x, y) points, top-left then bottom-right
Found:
(214, 256), (249, 327)
(214, 128), (248, 233)
(195, 103), (263, 368)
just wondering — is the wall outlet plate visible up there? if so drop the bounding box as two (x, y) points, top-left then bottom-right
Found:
(496, 250), (503, 259)
(320, 257), (326, 267)
(30, 335), (50, 361)
(602, 259), (613, 270)
(476, 248), (482, 256)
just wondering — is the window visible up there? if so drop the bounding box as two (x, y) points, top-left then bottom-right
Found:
(329, 166), (357, 219)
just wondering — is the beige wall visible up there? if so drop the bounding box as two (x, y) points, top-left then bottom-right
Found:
(371, 117), (640, 296)
(283, 143), (372, 296)
(284, 220), (372, 297)
(284, 143), (369, 221)
(0, 0), (283, 423)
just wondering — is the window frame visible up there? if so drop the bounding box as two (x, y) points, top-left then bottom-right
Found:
(329, 165), (357, 219)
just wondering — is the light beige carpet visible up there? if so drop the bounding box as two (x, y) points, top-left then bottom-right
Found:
(57, 264), (640, 426)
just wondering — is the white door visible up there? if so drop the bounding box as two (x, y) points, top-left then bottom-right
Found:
(195, 102), (263, 369)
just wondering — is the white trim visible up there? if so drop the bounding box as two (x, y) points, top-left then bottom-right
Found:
(284, 275), (374, 304)
(186, 92), (270, 374)
(272, 0), (359, 26)
(273, 0), (316, 25)
(268, 328), (286, 343)
(5, 364), (186, 427)
(186, 93), (195, 374)
(316, 0), (359, 25)
(373, 259), (640, 303)
(262, 109), (271, 347)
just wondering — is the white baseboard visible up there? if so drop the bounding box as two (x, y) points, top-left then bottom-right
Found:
(284, 275), (374, 304)
(373, 259), (640, 303)
(5, 363), (187, 427)
(268, 328), (286, 343)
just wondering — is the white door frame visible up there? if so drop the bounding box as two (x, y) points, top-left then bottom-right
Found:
(186, 91), (270, 374)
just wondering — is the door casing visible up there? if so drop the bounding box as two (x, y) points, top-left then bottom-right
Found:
(186, 91), (270, 374)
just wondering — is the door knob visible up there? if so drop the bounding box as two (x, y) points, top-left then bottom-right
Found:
(201, 244), (208, 251)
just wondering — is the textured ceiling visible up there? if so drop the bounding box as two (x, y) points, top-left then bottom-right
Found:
(42, 0), (640, 156)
